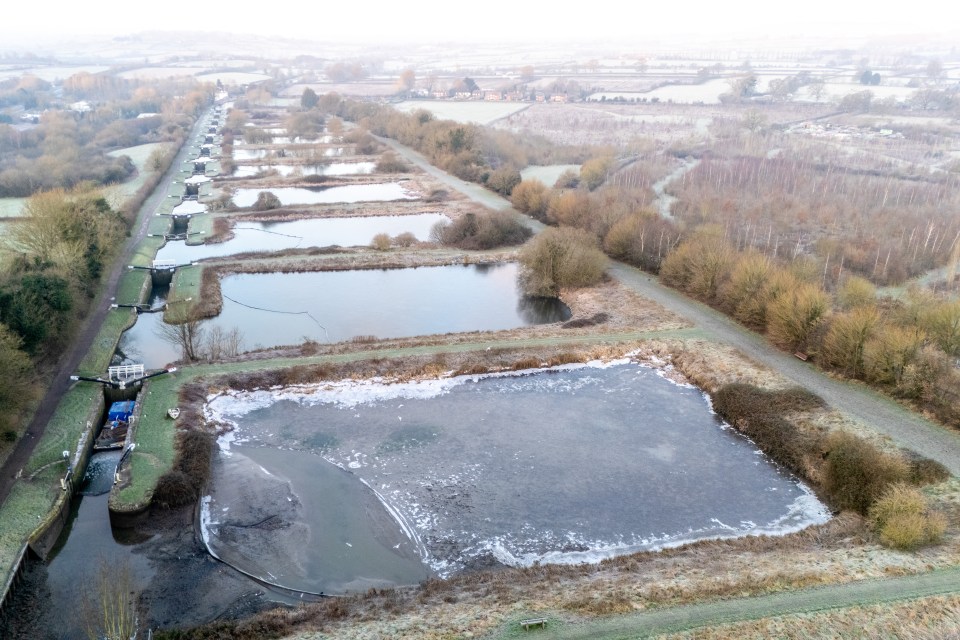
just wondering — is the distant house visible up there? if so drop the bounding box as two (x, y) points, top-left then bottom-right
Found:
(431, 89), (448, 99)
(69, 100), (92, 113)
(551, 94), (569, 103)
(454, 90), (472, 99)
(504, 91), (524, 101)
(535, 92), (547, 103)
(137, 112), (161, 119)
(485, 91), (503, 101)
(471, 89), (485, 100)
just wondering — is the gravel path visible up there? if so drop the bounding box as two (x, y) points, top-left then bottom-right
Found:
(379, 134), (960, 475)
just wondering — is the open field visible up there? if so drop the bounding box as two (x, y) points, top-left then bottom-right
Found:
(0, 65), (109, 81)
(395, 100), (529, 124)
(521, 164), (580, 186)
(116, 67), (211, 79)
(195, 71), (271, 85)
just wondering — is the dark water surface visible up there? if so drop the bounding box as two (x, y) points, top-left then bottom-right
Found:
(115, 264), (567, 369)
(206, 263), (570, 348)
(206, 362), (830, 588)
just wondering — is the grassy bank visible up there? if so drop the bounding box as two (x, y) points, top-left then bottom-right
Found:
(77, 309), (137, 376)
(186, 213), (214, 244)
(0, 383), (103, 580)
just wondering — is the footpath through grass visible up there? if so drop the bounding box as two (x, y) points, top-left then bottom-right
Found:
(483, 567), (960, 639)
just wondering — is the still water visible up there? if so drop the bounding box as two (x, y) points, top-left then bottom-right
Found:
(231, 183), (417, 207)
(204, 361), (830, 591)
(117, 263), (568, 368)
(232, 162), (375, 178)
(207, 263), (570, 347)
(154, 214), (448, 262)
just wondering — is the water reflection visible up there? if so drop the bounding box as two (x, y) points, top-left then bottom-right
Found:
(232, 162), (375, 178)
(517, 296), (572, 324)
(154, 214), (447, 263)
(231, 183), (417, 207)
(206, 263), (570, 346)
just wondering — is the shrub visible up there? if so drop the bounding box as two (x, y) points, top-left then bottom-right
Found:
(251, 191), (281, 211)
(712, 383), (825, 476)
(766, 283), (830, 352)
(823, 430), (909, 515)
(908, 456), (951, 486)
(484, 166), (522, 196)
(518, 227), (607, 297)
(153, 470), (198, 509)
(659, 229), (735, 303)
(375, 151), (409, 173)
(154, 429), (214, 509)
(392, 231), (417, 247)
(511, 179), (549, 220)
(434, 211), (532, 250)
(603, 212), (680, 273)
(554, 168), (580, 188)
(370, 233), (391, 250)
(2, 429), (16, 443)
(869, 483), (946, 550)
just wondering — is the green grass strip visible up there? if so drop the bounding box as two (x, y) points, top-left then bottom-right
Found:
(77, 308), (137, 375)
(25, 384), (103, 475)
(186, 213), (213, 244)
(117, 270), (151, 306)
(0, 468), (62, 585)
(168, 265), (203, 305)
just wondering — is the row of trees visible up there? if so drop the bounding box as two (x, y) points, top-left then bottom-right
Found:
(659, 229), (960, 426)
(0, 80), (212, 197)
(320, 96), (596, 191)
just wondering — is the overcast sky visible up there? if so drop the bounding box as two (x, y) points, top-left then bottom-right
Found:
(2, 0), (958, 46)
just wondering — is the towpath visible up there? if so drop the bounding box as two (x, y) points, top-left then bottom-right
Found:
(377, 133), (960, 475)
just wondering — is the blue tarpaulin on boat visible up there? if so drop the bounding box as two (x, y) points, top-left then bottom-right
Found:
(107, 401), (135, 422)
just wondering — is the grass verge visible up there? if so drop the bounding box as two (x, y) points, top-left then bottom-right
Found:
(111, 376), (179, 511)
(77, 308), (137, 376)
(186, 213), (213, 244)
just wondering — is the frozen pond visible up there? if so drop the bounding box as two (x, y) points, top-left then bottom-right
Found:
(204, 361), (830, 592)
(232, 162), (375, 178)
(231, 183), (417, 207)
(207, 263), (570, 346)
(155, 214), (448, 262)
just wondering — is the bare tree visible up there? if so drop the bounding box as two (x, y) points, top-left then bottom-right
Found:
(158, 304), (206, 362)
(80, 558), (138, 640)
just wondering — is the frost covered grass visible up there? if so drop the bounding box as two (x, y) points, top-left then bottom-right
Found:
(77, 308), (137, 376)
(0, 385), (103, 584)
(657, 594), (960, 639)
